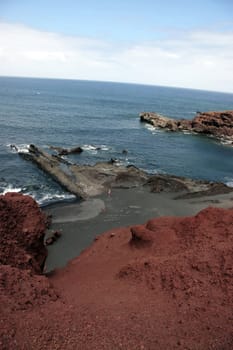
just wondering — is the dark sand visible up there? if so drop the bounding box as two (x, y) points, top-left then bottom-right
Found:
(44, 186), (233, 271)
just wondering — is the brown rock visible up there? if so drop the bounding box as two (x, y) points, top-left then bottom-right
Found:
(140, 112), (174, 128)
(140, 110), (233, 144)
(191, 111), (233, 139)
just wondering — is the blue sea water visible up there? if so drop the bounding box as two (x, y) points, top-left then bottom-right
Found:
(0, 76), (233, 205)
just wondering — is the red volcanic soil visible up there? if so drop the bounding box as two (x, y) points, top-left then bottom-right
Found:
(0, 192), (48, 272)
(0, 193), (233, 349)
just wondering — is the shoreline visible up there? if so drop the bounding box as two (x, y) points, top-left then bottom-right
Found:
(43, 185), (233, 272)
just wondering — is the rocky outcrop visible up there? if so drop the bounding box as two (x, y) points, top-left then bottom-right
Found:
(140, 110), (233, 144)
(191, 111), (233, 141)
(0, 192), (48, 273)
(19, 145), (233, 201)
(19, 145), (149, 199)
(146, 174), (233, 197)
(49, 145), (83, 155)
(140, 112), (179, 131)
(0, 193), (59, 348)
(1, 193), (233, 349)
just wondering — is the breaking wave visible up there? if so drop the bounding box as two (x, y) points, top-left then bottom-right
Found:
(82, 144), (110, 152)
(225, 178), (233, 188)
(1, 185), (22, 195)
(37, 193), (76, 206)
(7, 144), (29, 153)
(0, 182), (75, 206)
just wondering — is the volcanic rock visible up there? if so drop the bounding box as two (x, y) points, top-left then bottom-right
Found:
(45, 230), (62, 246)
(18, 145), (149, 199)
(140, 110), (233, 144)
(49, 145), (83, 155)
(140, 112), (178, 129)
(191, 111), (233, 141)
(18, 145), (233, 201)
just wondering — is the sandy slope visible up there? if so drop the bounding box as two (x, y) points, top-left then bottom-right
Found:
(0, 193), (233, 349)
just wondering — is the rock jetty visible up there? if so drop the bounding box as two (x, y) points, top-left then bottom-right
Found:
(19, 145), (148, 199)
(18, 144), (233, 200)
(140, 110), (233, 144)
(1, 193), (233, 349)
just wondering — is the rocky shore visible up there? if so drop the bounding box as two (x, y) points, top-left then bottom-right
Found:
(0, 192), (233, 349)
(18, 144), (233, 200)
(140, 110), (233, 144)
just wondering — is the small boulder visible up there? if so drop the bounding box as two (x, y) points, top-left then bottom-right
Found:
(45, 237), (54, 246)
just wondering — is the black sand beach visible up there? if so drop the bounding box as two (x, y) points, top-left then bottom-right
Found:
(44, 186), (233, 271)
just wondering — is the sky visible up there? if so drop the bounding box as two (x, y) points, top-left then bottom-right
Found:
(0, 0), (233, 92)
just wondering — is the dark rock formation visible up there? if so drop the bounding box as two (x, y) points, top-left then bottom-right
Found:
(45, 230), (62, 246)
(146, 174), (233, 197)
(49, 145), (83, 155)
(175, 181), (233, 199)
(146, 174), (190, 192)
(140, 110), (233, 144)
(19, 145), (149, 199)
(18, 144), (233, 200)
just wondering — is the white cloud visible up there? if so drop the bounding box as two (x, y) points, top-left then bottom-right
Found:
(0, 21), (233, 92)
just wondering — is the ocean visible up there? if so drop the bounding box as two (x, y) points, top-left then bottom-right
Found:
(0, 76), (233, 206)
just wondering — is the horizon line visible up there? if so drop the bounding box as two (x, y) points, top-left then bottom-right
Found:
(1, 74), (233, 96)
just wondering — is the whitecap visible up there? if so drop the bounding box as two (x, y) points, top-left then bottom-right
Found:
(100, 145), (110, 151)
(82, 144), (110, 152)
(115, 159), (130, 167)
(225, 179), (233, 188)
(152, 129), (162, 134)
(144, 124), (162, 134)
(1, 185), (22, 195)
(220, 139), (233, 146)
(37, 193), (76, 205)
(82, 144), (97, 151)
(7, 143), (30, 153)
(145, 124), (156, 131)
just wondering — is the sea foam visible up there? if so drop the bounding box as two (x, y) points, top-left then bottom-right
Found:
(7, 144), (30, 153)
(1, 185), (22, 195)
(37, 193), (76, 206)
(225, 179), (233, 188)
